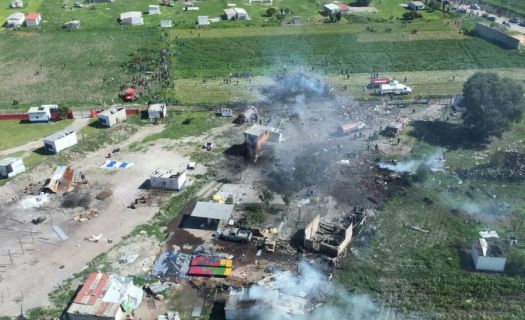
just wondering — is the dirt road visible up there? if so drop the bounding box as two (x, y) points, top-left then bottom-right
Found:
(0, 118), (91, 157)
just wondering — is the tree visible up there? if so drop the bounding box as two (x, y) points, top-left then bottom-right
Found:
(266, 7), (277, 17)
(462, 72), (525, 138)
(355, 0), (371, 6)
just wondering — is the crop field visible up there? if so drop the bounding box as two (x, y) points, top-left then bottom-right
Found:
(0, 119), (73, 151)
(172, 29), (525, 79)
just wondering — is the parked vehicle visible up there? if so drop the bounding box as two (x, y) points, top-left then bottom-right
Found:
(378, 80), (412, 96)
(510, 17), (520, 24)
(220, 228), (252, 243)
(519, 21), (525, 27)
(487, 15), (497, 21)
(502, 21), (511, 28)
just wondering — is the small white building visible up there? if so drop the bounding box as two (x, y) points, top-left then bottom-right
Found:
(149, 5), (161, 15)
(160, 19), (172, 28)
(28, 105), (53, 122)
(0, 158), (25, 178)
(224, 7), (250, 20)
(10, 0), (23, 8)
(150, 169), (187, 190)
(471, 238), (506, 272)
(248, 0), (272, 3)
(25, 12), (41, 27)
(120, 11), (144, 25)
(98, 107), (127, 127)
(64, 19), (80, 30)
(6, 12), (25, 28)
(408, 1), (426, 10)
(148, 103), (167, 119)
(197, 15), (209, 26)
(43, 130), (78, 154)
(323, 3), (340, 15)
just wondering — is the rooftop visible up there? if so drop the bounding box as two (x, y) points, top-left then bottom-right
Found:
(190, 201), (234, 221)
(244, 124), (268, 137)
(151, 169), (185, 178)
(148, 103), (165, 112)
(0, 157), (21, 166)
(28, 105), (52, 113)
(475, 238), (505, 258)
(26, 12), (40, 20)
(8, 12), (25, 20)
(99, 107), (125, 117)
(44, 130), (75, 141)
(120, 11), (142, 19)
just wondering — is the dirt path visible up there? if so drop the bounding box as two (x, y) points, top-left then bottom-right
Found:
(0, 124), (181, 317)
(0, 118), (91, 157)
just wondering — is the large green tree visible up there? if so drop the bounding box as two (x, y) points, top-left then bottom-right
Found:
(462, 72), (524, 138)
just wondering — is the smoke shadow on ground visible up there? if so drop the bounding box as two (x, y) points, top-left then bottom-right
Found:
(209, 301), (226, 320)
(408, 120), (488, 150)
(457, 246), (475, 272)
(223, 143), (246, 157)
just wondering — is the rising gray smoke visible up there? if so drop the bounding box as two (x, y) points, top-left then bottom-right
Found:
(229, 261), (378, 320)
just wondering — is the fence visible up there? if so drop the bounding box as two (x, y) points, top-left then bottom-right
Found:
(0, 107), (142, 121)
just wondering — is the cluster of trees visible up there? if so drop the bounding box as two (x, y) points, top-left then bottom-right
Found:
(461, 73), (525, 139)
(402, 10), (423, 20)
(265, 7), (293, 22)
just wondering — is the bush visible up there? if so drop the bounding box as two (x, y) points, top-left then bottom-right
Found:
(354, 0), (371, 6)
(266, 7), (277, 17)
(402, 11), (423, 20)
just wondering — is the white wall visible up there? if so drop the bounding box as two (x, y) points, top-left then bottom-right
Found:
(29, 111), (50, 122)
(98, 109), (127, 127)
(150, 171), (186, 190)
(44, 132), (78, 154)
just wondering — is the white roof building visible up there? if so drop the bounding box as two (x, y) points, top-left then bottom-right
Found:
(150, 169), (186, 190)
(149, 4), (161, 15)
(160, 19), (172, 28)
(197, 15), (209, 26)
(6, 12), (25, 27)
(224, 7), (250, 20)
(0, 158), (25, 178)
(43, 130), (78, 154)
(27, 104), (54, 122)
(120, 11), (144, 25)
(98, 107), (127, 127)
(148, 103), (167, 119)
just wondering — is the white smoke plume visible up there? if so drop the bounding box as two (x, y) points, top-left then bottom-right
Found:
(228, 261), (378, 320)
(378, 150), (445, 173)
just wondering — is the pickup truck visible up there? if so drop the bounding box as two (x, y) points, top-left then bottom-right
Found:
(220, 228), (252, 243)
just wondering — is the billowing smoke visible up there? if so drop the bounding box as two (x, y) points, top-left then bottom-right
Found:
(228, 261), (378, 320)
(378, 150), (445, 173)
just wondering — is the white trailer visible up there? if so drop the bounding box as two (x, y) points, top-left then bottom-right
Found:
(379, 80), (412, 96)
(0, 158), (25, 178)
(27, 105), (54, 122)
(43, 130), (78, 154)
(148, 103), (167, 119)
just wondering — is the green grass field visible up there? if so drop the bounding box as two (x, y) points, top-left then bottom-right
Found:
(481, 0), (525, 16)
(0, 119), (73, 151)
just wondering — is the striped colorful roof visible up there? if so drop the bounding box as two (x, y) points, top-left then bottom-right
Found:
(191, 256), (233, 268)
(188, 266), (232, 277)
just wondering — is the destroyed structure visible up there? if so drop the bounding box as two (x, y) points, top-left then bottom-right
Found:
(45, 166), (84, 193)
(150, 169), (186, 191)
(236, 106), (258, 124)
(471, 238), (506, 272)
(66, 272), (143, 320)
(304, 214), (353, 257)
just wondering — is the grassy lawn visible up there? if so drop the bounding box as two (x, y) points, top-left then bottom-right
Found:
(0, 29), (159, 108)
(0, 119), (73, 151)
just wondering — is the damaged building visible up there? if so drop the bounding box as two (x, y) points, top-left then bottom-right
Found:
(66, 272), (143, 320)
(244, 125), (269, 159)
(150, 169), (187, 191)
(304, 214), (353, 257)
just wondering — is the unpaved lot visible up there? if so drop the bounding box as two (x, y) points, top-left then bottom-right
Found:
(0, 124), (198, 316)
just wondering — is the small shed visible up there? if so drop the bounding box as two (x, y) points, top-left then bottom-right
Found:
(43, 130), (78, 154)
(27, 105), (53, 122)
(10, 0), (23, 8)
(224, 7), (250, 20)
(160, 19), (172, 28)
(150, 169), (186, 190)
(6, 12), (25, 27)
(323, 3), (340, 15)
(408, 1), (425, 10)
(148, 103), (167, 119)
(98, 107), (127, 127)
(64, 19), (80, 30)
(471, 238), (506, 272)
(120, 11), (144, 25)
(191, 201), (234, 225)
(25, 12), (41, 27)
(0, 158), (25, 178)
(244, 124), (269, 158)
(149, 5), (161, 15)
(197, 15), (209, 26)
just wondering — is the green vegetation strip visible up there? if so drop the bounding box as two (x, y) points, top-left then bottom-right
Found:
(0, 119), (73, 151)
